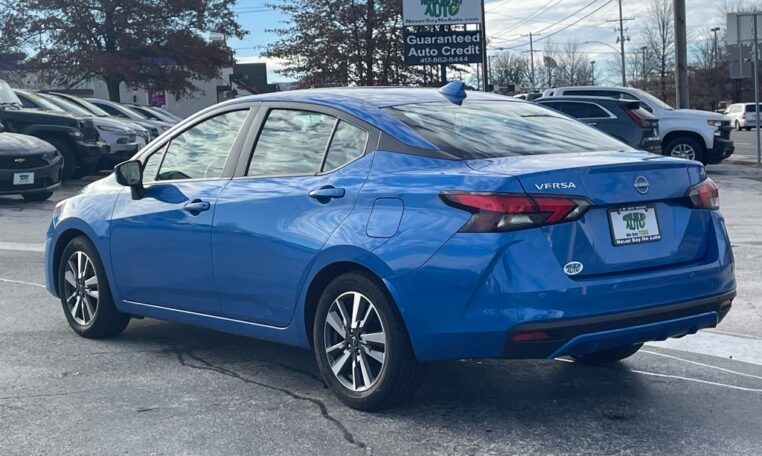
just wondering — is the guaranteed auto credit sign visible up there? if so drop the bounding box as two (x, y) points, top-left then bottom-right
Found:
(403, 0), (483, 26)
(404, 30), (483, 65)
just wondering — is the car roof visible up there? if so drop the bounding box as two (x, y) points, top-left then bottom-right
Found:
(210, 87), (524, 151)
(554, 86), (634, 92)
(535, 96), (627, 103)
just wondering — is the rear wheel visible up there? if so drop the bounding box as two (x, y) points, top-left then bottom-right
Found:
(735, 120), (742, 131)
(57, 236), (130, 338)
(664, 136), (704, 163)
(21, 191), (53, 202)
(572, 343), (643, 365)
(313, 272), (422, 411)
(46, 139), (77, 181)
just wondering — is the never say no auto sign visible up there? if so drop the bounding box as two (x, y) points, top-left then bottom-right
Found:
(403, 30), (483, 65)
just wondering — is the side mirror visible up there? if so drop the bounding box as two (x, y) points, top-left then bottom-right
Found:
(114, 160), (144, 199)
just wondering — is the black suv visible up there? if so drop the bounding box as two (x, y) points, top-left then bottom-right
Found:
(535, 96), (662, 153)
(0, 80), (107, 179)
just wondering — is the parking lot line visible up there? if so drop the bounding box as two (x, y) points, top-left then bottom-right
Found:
(0, 241), (45, 252)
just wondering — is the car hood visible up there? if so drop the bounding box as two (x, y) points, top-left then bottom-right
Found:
(0, 132), (56, 155)
(94, 117), (133, 133)
(664, 108), (729, 121)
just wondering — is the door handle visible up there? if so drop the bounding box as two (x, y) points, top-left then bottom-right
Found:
(308, 186), (345, 202)
(183, 199), (211, 214)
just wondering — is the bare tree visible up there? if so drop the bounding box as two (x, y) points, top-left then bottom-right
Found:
(643, 0), (674, 100)
(488, 52), (529, 90)
(555, 41), (592, 86)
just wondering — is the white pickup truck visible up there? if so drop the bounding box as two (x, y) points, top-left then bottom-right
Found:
(541, 86), (734, 164)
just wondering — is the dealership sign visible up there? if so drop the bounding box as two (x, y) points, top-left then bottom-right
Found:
(403, 0), (483, 26)
(404, 30), (483, 65)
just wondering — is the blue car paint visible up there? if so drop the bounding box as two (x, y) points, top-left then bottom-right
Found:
(45, 87), (736, 362)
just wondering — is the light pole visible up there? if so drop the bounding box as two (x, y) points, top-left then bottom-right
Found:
(590, 61), (596, 85)
(641, 46), (648, 87)
(711, 26), (721, 67)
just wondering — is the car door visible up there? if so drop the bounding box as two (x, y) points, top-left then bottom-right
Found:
(109, 106), (253, 314)
(212, 104), (376, 326)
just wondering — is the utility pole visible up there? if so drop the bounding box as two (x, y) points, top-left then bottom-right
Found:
(641, 46), (648, 87)
(674, 0), (689, 108)
(590, 61), (596, 85)
(607, 0), (633, 86)
(480, 0), (489, 92)
(521, 32), (540, 92)
(711, 26), (721, 67)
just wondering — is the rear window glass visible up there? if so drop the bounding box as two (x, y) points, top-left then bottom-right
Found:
(385, 101), (627, 159)
(745, 104), (757, 112)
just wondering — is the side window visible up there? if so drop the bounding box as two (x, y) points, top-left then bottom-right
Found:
(248, 109), (335, 176)
(156, 109), (248, 181)
(551, 102), (596, 119)
(584, 104), (610, 118)
(322, 121), (368, 171)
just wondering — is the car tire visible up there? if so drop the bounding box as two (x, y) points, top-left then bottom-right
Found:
(57, 236), (130, 339)
(663, 136), (704, 163)
(571, 343), (643, 365)
(313, 272), (423, 411)
(46, 139), (77, 181)
(736, 121), (742, 131)
(21, 191), (53, 202)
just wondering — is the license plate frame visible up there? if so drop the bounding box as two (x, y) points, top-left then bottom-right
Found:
(12, 172), (34, 186)
(607, 205), (662, 246)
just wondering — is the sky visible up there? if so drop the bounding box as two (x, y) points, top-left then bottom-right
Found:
(228, 0), (727, 84)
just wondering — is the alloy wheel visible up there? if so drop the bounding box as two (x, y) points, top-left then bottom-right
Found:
(323, 291), (387, 392)
(63, 251), (99, 325)
(670, 143), (696, 160)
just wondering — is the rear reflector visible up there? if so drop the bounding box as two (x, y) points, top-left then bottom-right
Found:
(686, 178), (719, 210)
(512, 331), (550, 342)
(441, 192), (592, 232)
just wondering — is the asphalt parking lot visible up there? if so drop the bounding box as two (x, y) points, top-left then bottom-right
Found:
(2, 164), (762, 455)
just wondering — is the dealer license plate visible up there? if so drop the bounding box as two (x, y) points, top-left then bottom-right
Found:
(608, 205), (661, 246)
(13, 172), (34, 186)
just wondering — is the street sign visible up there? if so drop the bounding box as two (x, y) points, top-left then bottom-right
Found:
(403, 0), (483, 26)
(403, 30), (483, 65)
(727, 13), (762, 45)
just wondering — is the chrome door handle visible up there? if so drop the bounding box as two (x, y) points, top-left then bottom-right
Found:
(183, 199), (211, 214)
(308, 186), (345, 202)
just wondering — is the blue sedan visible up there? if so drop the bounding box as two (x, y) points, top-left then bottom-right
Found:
(44, 82), (736, 410)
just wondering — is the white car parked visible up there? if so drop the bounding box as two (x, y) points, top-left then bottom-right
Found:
(542, 86), (735, 164)
(724, 103), (759, 131)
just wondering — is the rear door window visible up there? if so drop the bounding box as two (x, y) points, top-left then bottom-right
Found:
(322, 121), (368, 172)
(248, 109), (335, 176)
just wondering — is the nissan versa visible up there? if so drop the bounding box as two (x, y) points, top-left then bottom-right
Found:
(44, 83), (736, 410)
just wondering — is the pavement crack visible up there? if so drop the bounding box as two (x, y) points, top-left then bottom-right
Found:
(174, 349), (367, 450)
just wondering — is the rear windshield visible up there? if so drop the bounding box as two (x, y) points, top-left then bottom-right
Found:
(385, 101), (628, 159)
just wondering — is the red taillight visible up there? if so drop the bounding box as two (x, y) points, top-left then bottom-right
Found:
(441, 192), (592, 232)
(624, 108), (648, 128)
(686, 178), (719, 210)
(512, 331), (550, 342)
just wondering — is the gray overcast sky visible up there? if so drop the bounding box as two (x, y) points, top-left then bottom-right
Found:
(230, 0), (730, 83)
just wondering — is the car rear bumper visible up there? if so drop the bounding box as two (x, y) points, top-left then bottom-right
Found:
(386, 212), (735, 362)
(504, 291), (733, 358)
(0, 161), (62, 195)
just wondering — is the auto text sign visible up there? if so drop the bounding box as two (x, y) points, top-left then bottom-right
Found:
(403, 0), (483, 26)
(404, 30), (483, 65)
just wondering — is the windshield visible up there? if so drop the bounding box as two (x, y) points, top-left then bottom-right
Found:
(629, 88), (674, 111)
(0, 80), (22, 105)
(61, 96), (111, 117)
(18, 91), (66, 112)
(40, 94), (93, 116)
(385, 101), (628, 159)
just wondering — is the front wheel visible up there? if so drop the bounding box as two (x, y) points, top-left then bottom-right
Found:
(664, 137), (704, 163)
(572, 343), (643, 365)
(57, 236), (130, 338)
(313, 272), (423, 411)
(46, 139), (77, 181)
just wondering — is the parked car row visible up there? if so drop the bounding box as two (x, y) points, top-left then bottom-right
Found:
(529, 86), (734, 165)
(0, 79), (181, 200)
